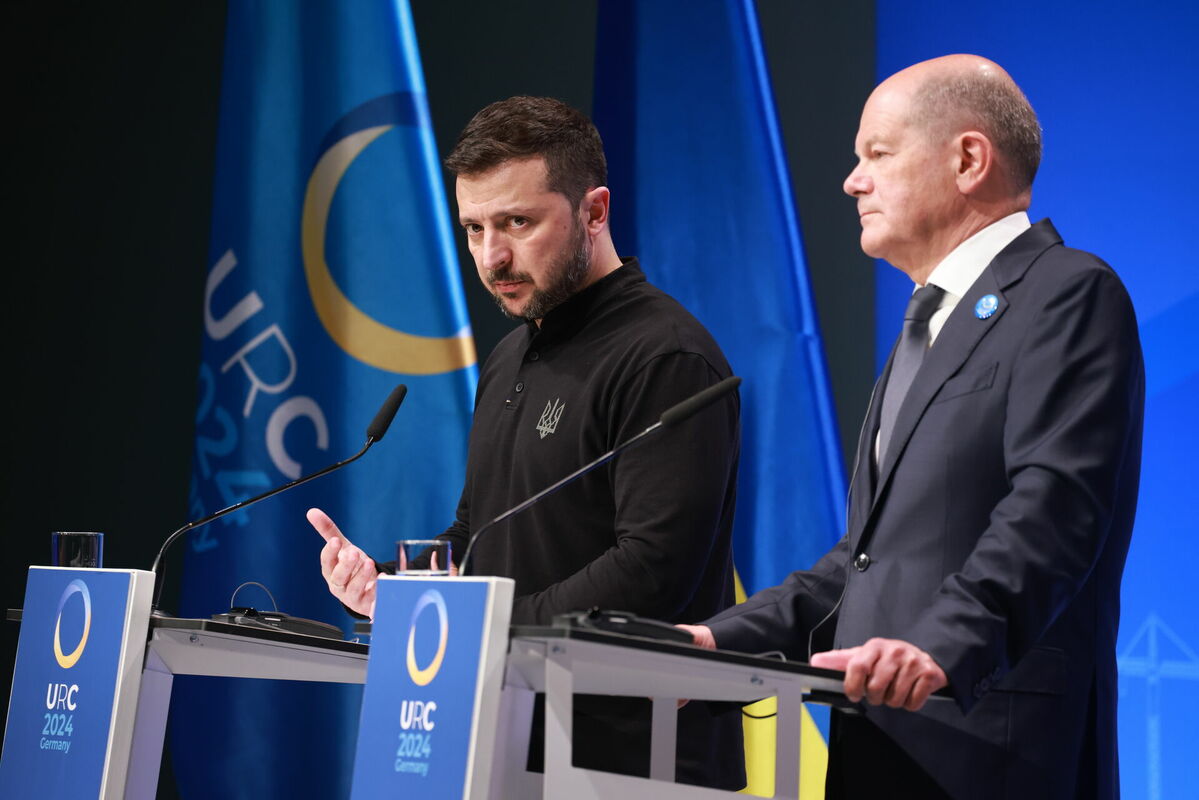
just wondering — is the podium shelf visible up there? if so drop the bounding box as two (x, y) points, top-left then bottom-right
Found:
(147, 617), (368, 684)
(506, 625), (846, 703)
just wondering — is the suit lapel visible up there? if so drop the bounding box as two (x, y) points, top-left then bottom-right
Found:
(848, 355), (891, 534)
(861, 219), (1064, 539)
(874, 267), (1008, 491)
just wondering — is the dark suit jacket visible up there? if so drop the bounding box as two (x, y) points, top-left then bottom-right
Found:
(706, 220), (1144, 799)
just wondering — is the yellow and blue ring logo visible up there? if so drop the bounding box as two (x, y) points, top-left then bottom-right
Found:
(406, 589), (448, 686)
(53, 579), (91, 669)
(300, 92), (476, 375)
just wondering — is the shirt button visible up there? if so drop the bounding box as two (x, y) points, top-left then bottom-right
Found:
(528, 351), (540, 361)
(853, 552), (871, 572)
(515, 381), (525, 393)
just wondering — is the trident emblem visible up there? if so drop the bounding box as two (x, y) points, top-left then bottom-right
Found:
(536, 398), (565, 439)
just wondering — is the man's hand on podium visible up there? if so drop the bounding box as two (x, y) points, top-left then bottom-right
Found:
(676, 624), (717, 650)
(308, 507), (382, 619)
(811, 638), (947, 712)
(674, 626), (947, 713)
(671, 625), (718, 708)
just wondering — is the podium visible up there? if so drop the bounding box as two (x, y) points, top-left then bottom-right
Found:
(495, 625), (845, 800)
(4, 568), (847, 799)
(127, 615), (370, 796)
(0, 567), (372, 800)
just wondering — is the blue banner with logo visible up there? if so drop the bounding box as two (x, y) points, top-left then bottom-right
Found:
(174, 2), (477, 797)
(351, 578), (498, 798)
(593, 1), (845, 794)
(1, 569), (132, 799)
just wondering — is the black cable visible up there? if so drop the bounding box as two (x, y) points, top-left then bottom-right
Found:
(742, 709), (777, 720)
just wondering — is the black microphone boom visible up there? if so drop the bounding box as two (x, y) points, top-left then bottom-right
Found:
(459, 376), (740, 575)
(660, 377), (740, 426)
(367, 384), (408, 441)
(150, 384), (408, 612)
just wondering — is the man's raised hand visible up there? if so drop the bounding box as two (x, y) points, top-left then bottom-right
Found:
(308, 507), (380, 619)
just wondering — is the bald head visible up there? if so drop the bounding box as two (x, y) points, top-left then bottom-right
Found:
(885, 55), (1042, 193)
(844, 55), (1041, 279)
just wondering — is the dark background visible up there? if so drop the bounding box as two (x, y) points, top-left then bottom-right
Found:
(1, 2), (873, 796)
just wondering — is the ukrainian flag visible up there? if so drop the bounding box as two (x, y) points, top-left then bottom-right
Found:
(594, 1), (846, 795)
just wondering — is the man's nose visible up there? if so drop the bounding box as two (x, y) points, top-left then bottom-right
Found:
(480, 231), (511, 272)
(843, 165), (871, 197)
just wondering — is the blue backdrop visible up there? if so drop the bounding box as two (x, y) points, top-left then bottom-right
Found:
(874, 3), (1199, 797)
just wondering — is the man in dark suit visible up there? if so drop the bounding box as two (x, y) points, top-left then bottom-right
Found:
(680, 55), (1144, 799)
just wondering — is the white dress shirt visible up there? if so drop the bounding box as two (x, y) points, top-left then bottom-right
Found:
(874, 211), (1031, 464)
(925, 211), (1031, 344)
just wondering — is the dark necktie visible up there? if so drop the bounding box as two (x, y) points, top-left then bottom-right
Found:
(878, 284), (945, 466)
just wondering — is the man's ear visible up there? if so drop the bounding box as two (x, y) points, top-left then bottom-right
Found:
(954, 130), (995, 195)
(580, 186), (610, 233)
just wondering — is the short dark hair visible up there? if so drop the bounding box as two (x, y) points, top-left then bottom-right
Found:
(912, 72), (1043, 191)
(444, 96), (607, 207)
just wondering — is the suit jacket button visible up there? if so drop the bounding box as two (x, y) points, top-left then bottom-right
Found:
(853, 552), (871, 572)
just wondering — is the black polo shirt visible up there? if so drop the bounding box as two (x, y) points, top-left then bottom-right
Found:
(443, 258), (740, 628)
(391, 258), (745, 789)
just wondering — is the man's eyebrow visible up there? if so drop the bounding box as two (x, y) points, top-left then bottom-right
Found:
(459, 205), (539, 225)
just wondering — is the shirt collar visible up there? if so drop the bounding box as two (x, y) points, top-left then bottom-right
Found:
(525, 257), (645, 344)
(925, 211), (1031, 298)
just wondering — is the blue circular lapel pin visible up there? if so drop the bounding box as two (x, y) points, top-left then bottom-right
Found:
(975, 294), (999, 320)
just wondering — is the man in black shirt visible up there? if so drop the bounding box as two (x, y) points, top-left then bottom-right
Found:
(308, 96), (743, 788)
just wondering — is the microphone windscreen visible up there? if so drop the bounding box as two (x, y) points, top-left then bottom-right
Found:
(366, 384), (408, 441)
(659, 376), (741, 427)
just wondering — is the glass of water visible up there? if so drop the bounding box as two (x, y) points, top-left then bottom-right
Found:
(51, 531), (104, 568)
(396, 539), (451, 576)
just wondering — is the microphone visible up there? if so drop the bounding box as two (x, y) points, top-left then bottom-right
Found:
(367, 384), (408, 441)
(459, 376), (740, 575)
(659, 376), (745, 426)
(150, 384), (408, 612)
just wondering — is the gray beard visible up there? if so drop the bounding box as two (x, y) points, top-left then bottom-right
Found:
(489, 222), (592, 321)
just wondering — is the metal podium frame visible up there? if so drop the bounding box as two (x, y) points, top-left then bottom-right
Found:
(7, 611), (848, 799)
(495, 626), (846, 800)
(125, 617), (370, 797)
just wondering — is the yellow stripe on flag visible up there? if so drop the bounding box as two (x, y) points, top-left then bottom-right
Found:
(733, 570), (827, 798)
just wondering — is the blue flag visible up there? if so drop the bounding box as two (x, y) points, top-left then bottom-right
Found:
(593, 0), (844, 599)
(173, 2), (476, 797)
(594, 1), (845, 794)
